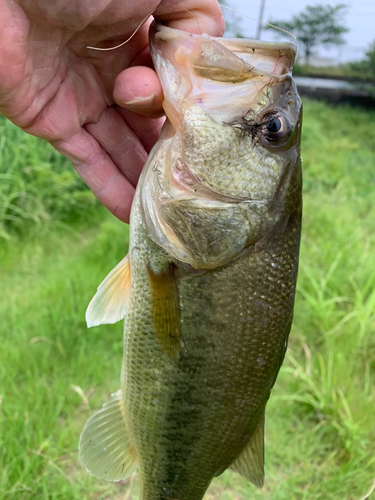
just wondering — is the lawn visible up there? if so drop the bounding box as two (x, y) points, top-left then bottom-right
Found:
(0, 100), (374, 499)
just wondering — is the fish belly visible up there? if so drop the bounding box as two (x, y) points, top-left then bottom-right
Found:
(122, 193), (301, 500)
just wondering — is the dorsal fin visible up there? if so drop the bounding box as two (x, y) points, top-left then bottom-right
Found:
(229, 412), (265, 488)
(86, 255), (131, 328)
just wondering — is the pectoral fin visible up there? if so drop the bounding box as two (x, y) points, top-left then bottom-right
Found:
(229, 412), (265, 488)
(79, 391), (137, 482)
(86, 255), (131, 327)
(147, 262), (181, 357)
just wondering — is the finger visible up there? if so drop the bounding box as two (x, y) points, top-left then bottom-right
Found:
(116, 106), (165, 153)
(53, 128), (135, 223)
(85, 106), (148, 187)
(155, 0), (225, 36)
(114, 66), (164, 118)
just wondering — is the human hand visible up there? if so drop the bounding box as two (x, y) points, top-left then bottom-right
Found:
(0, 1), (224, 222)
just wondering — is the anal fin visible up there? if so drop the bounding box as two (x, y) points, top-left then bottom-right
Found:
(79, 391), (137, 482)
(229, 412), (265, 488)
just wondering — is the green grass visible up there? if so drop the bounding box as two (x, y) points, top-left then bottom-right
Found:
(0, 116), (98, 241)
(1, 100), (375, 499)
(0, 217), (129, 499)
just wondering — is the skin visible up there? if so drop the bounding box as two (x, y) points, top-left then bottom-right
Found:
(0, 0), (224, 222)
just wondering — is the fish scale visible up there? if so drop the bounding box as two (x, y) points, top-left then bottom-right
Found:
(80, 22), (302, 500)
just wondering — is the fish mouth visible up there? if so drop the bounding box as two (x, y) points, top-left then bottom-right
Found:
(149, 23), (297, 128)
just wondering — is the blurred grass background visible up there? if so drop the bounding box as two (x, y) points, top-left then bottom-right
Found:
(0, 99), (374, 499)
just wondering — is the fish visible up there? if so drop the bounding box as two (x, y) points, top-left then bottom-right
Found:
(79, 22), (302, 500)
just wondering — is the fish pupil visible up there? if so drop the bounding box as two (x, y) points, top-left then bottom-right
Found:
(266, 117), (282, 134)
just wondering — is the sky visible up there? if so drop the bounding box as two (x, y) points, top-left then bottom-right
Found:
(222, 0), (375, 62)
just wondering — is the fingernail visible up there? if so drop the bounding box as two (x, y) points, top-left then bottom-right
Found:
(122, 93), (157, 108)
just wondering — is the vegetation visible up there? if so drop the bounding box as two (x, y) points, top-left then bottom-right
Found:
(0, 117), (98, 241)
(293, 62), (375, 83)
(350, 40), (375, 81)
(1, 99), (375, 499)
(293, 40), (375, 83)
(266, 4), (349, 64)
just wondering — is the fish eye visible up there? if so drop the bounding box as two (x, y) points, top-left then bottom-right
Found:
(261, 112), (291, 143)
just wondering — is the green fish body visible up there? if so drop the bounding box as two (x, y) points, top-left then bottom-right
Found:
(80, 23), (302, 500)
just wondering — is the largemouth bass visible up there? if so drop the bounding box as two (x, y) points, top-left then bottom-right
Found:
(79, 22), (302, 500)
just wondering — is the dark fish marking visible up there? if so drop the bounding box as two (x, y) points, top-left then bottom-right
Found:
(147, 262), (181, 357)
(225, 110), (261, 141)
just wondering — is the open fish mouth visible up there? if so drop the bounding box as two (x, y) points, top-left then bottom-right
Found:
(150, 22), (297, 127)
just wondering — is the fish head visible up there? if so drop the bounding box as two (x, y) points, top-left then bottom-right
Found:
(140, 23), (302, 269)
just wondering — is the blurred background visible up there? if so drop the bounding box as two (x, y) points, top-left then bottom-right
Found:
(222, 0), (375, 106)
(0, 1), (374, 499)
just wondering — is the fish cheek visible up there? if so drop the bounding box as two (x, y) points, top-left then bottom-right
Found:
(159, 201), (250, 269)
(147, 261), (181, 358)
